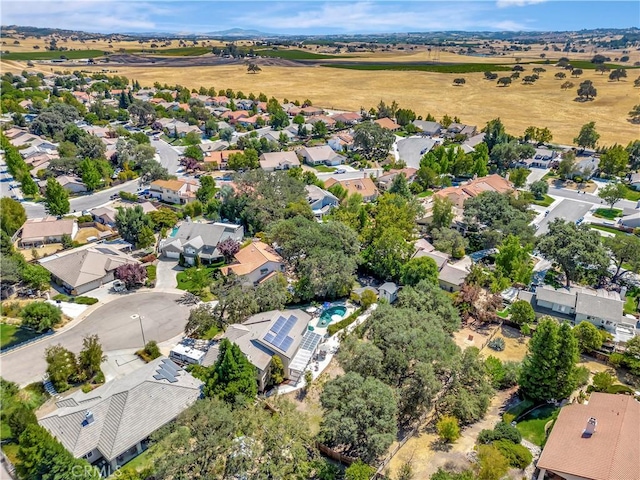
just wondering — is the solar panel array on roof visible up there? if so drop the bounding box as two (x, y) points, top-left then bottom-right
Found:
(153, 359), (183, 383)
(263, 314), (297, 351)
(299, 331), (322, 352)
(95, 247), (117, 255)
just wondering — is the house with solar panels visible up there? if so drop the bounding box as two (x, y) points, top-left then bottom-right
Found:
(38, 357), (202, 473)
(203, 309), (322, 390)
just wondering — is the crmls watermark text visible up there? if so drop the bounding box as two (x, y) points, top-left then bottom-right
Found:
(71, 464), (126, 478)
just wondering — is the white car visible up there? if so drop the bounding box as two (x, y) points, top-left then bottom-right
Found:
(335, 168), (346, 174)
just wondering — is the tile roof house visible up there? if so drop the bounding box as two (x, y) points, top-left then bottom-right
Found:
(20, 217), (78, 248)
(324, 176), (379, 202)
(39, 244), (138, 294)
(160, 222), (244, 265)
(434, 174), (514, 209)
(332, 111), (362, 125)
(202, 149), (242, 169)
(150, 179), (199, 204)
(39, 357), (202, 472)
(301, 106), (324, 116)
(328, 132), (355, 152)
(258, 151), (301, 172)
(298, 145), (346, 167)
(306, 115), (336, 129)
(221, 241), (285, 285)
(305, 184), (339, 220)
(203, 309), (312, 391)
(374, 117), (401, 132)
(536, 393), (640, 480)
(220, 110), (250, 124)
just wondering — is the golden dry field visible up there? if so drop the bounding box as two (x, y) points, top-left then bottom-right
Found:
(2, 38), (639, 145)
(63, 62), (640, 145)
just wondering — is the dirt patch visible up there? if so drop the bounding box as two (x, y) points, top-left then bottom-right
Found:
(283, 357), (344, 436)
(75, 227), (101, 244)
(17, 243), (63, 261)
(387, 388), (519, 479)
(481, 325), (529, 363)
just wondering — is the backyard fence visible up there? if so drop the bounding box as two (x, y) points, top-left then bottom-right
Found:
(316, 442), (358, 466)
(0, 329), (54, 355)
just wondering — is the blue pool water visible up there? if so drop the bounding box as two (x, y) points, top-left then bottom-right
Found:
(316, 306), (347, 327)
(170, 226), (180, 237)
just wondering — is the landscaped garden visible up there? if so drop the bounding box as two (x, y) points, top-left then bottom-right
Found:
(532, 194), (554, 207)
(503, 402), (559, 446)
(0, 323), (40, 350)
(593, 208), (623, 220)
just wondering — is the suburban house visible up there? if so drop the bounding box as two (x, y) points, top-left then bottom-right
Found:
(154, 118), (202, 137)
(412, 120), (442, 136)
(628, 172), (640, 191)
(202, 149), (242, 169)
(298, 145), (346, 167)
(620, 211), (640, 229)
(525, 147), (559, 169)
(328, 132), (355, 152)
(91, 202), (156, 227)
(220, 110), (249, 124)
(517, 285), (635, 342)
(39, 244), (139, 295)
(305, 184), (340, 220)
(376, 168), (418, 191)
(446, 123), (477, 138)
(324, 176), (379, 202)
(56, 175), (88, 194)
(301, 106), (324, 116)
(413, 240), (468, 292)
(571, 155), (600, 179)
(434, 174), (514, 209)
(203, 309), (318, 391)
(38, 358), (202, 473)
(20, 217), (78, 248)
(259, 151), (301, 172)
(379, 282), (399, 303)
(160, 222), (244, 265)
(331, 112), (362, 125)
(307, 115), (336, 129)
(150, 179), (199, 204)
(536, 393), (640, 480)
(374, 117), (401, 132)
(221, 241), (286, 285)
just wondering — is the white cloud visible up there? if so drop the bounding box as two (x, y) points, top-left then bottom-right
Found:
(496, 0), (547, 8)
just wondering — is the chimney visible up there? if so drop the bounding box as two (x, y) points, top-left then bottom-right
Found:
(583, 417), (597, 437)
(620, 286), (627, 299)
(83, 411), (95, 426)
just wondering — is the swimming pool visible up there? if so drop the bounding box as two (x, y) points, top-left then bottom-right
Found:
(170, 226), (180, 237)
(316, 306), (347, 327)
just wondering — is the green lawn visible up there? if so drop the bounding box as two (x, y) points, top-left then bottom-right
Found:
(0, 323), (40, 350)
(532, 194), (554, 207)
(1, 50), (106, 60)
(621, 185), (640, 202)
(146, 265), (157, 282)
(129, 47), (211, 56)
(590, 225), (627, 237)
(417, 190), (434, 198)
(496, 307), (510, 319)
(624, 291), (639, 315)
(176, 265), (220, 295)
(502, 399), (534, 425)
(255, 48), (350, 60)
(593, 208), (623, 220)
(313, 165), (336, 172)
(515, 405), (559, 446)
(322, 63), (513, 73)
(202, 324), (220, 340)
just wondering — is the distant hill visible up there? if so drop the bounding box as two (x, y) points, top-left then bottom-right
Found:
(205, 28), (274, 38)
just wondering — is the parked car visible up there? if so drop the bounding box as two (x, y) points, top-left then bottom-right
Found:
(112, 280), (126, 292)
(335, 168), (346, 174)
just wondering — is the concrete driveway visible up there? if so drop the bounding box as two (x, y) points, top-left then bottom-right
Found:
(396, 137), (437, 169)
(156, 258), (182, 289)
(0, 292), (190, 386)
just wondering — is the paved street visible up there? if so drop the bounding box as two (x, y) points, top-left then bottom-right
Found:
(536, 198), (592, 235)
(316, 168), (383, 182)
(151, 137), (181, 174)
(22, 179), (139, 218)
(548, 185), (637, 214)
(0, 292), (190, 386)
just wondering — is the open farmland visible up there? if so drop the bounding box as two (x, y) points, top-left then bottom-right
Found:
(20, 61), (635, 145)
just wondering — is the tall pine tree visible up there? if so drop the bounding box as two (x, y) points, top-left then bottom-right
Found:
(555, 321), (580, 399)
(519, 317), (560, 402)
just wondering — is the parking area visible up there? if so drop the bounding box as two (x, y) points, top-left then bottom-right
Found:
(535, 198), (592, 235)
(396, 137), (438, 168)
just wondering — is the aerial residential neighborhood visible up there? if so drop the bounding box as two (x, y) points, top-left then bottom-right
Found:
(1, 4), (640, 480)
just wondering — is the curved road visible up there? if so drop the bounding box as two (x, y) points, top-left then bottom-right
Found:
(0, 292), (190, 387)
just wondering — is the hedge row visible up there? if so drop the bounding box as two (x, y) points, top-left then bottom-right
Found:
(327, 308), (363, 336)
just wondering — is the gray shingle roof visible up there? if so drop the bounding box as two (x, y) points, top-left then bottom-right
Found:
(160, 222), (243, 257)
(575, 290), (623, 323)
(535, 285), (577, 308)
(38, 358), (202, 461)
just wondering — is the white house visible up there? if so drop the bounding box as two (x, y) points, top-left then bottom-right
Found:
(20, 217), (78, 248)
(149, 179), (199, 204)
(298, 145), (346, 167)
(221, 241), (286, 285)
(160, 222), (244, 265)
(379, 282), (399, 303)
(259, 151), (301, 172)
(305, 185), (339, 219)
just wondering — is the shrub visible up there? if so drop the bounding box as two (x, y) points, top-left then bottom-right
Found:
(488, 337), (505, 351)
(77, 214), (93, 223)
(140, 253), (157, 263)
(52, 294), (69, 302)
(509, 300), (535, 325)
(1, 302), (23, 318)
(136, 340), (161, 362)
(74, 296), (98, 305)
(20, 302), (62, 332)
(437, 415), (461, 443)
(327, 308), (363, 336)
(478, 421), (522, 445)
(493, 439), (533, 469)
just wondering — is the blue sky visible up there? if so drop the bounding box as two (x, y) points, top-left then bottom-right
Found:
(2, 1), (638, 34)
